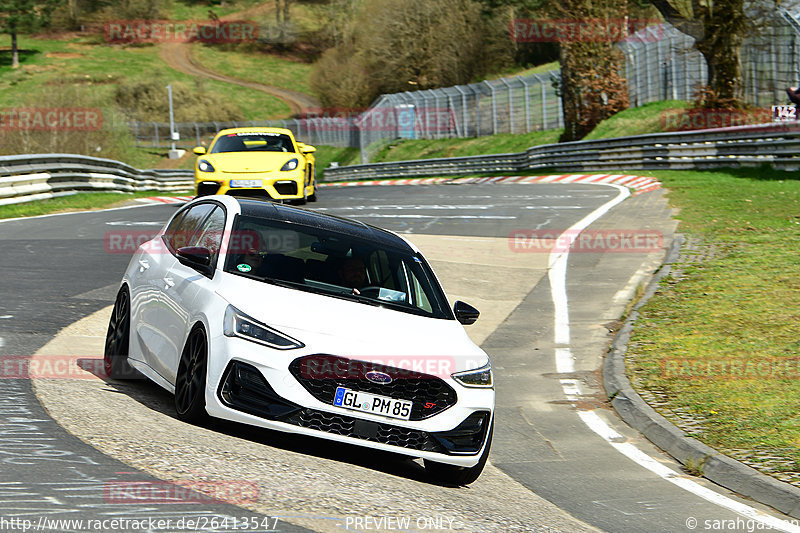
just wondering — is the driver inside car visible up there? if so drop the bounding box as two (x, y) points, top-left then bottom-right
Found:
(337, 256), (368, 294)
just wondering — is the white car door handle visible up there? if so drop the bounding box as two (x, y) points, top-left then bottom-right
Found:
(163, 277), (175, 289)
(138, 259), (150, 272)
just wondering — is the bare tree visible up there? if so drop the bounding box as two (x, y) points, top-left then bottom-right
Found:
(311, 0), (509, 109)
(274, 0), (290, 40)
(547, 0), (630, 140)
(649, 0), (748, 107)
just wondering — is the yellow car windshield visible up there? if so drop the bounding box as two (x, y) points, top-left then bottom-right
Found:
(211, 133), (296, 154)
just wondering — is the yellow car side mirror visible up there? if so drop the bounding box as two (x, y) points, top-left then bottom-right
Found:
(193, 146), (207, 155)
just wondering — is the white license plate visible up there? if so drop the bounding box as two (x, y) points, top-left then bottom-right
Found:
(333, 387), (412, 420)
(229, 179), (262, 188)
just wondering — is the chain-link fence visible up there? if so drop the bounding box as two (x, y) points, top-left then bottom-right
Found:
(620, 9), (800, 107)
(130, 118), (361, 151)
(619, 24), (706, 106)
(131, 70), (564, 162)
(133, 9), (800, 162)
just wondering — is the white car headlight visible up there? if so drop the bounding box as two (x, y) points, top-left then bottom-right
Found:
(452, 363), (493, 388)
(224, 305), (304, 350)
(280, 158), (299, 171)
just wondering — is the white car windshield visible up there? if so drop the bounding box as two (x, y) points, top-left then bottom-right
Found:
(224, 215), (452, 319)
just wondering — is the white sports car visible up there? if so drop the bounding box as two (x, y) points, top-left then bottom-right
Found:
(104, 195), (494, 485)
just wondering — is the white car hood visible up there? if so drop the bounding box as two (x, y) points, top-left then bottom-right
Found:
(215, 274), (488, 372)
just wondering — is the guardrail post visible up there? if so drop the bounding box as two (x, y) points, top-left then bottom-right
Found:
(152, 122), (159, 148)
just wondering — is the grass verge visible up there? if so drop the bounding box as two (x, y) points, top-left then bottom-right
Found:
(192, 43), (315, 97)
(372, 130), (562, 163)
(0, 190), (182, 220)
(0, 36), (290, 120)
(626, 167), (800, 484)
(345, 101), (689, 167)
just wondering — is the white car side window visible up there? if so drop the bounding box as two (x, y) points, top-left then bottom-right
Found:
(190, 207), (226, 258)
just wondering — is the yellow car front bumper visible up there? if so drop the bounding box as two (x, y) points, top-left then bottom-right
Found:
(195, 171), (312, 201)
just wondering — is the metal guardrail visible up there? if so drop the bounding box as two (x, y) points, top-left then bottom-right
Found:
(3, 122), (799, 205)
(0, 154), (194, 206)
(323, 123), (800, 181)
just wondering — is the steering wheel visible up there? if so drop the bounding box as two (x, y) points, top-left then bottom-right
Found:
(357, 286), (382, 297)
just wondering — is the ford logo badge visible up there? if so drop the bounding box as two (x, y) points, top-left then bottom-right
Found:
(365, 371), (392, 384)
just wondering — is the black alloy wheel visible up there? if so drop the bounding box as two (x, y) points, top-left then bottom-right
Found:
(103, 287), (137, 379)
(175, 326), (209, 423)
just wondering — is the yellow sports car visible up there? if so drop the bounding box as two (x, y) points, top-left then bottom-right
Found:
(193, 127), (317, 204)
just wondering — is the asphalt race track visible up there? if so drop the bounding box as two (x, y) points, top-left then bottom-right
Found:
(1, 182), (797, 533)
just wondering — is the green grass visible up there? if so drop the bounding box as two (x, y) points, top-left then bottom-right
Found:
(192, 43), (315, 97)
(313, 146), (361, 171)
(627, 167), (800, 477)
(583, 100), (691, 140)
(167, 0), (260, 21)
(0, 190), (178, 219)
(351, 101), (693, 166)
(371, 130), (562, 163)
(0, 36), (290, 120)
(489, 61), (559, 79)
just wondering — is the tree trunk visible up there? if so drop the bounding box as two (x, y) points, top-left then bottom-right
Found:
(649, 0), (746, 107)
(11, 32), (19, 69)
(694, 0), (745, 105)
(558, 44), (581, 142)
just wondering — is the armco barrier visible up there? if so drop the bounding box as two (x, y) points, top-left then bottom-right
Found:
(3, 122), (800, 205)
(0, 154), (194, 206)
(323, 122), (800, 181)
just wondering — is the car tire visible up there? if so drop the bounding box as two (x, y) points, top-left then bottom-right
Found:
(296, 182), (308, 206)
(423, 419), (493, 486)
(308, 167), (318, 202)
(103, 286), (137, 379)
(175, 325), (209, 424)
